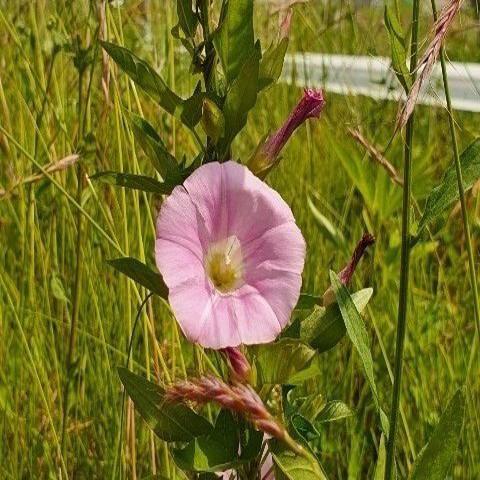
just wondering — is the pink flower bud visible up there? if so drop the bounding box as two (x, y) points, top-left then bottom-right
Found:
(323, 233), (375, 306)
(221, 347), (252, 383)
(249, 88), (325, 178)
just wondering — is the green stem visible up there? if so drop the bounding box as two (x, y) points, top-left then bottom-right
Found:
(113, 293), (153, 480)
(199, 0), (217, 160)
(385, 1), (420, 479)
(60, 67), (86, 456)
(430, 0), (480, 358)
(198, 0), (215, 94)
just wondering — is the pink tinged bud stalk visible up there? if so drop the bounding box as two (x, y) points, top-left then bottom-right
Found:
(249, 88), (326, 178)
(397, 0), (463, 130)
(279, 8), (292, 40)
(220, 347), (252, 383)
(322, 233), (375, 306)
(166, 376), (293, 446)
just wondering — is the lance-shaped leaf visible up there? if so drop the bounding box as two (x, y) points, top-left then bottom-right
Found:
(101, 41), (181, 113)
(213, 0), (254, 84)
(107, 257), (168, 299)
(384, 5), (411, 92)
(419, 139), (480, 232)
(259, 8), (291, 92)
(330, 271), (389, 434)
(300, 288), (373, 353)
(258, 37), (289, 91)
(409, 389), (465, 480)
(219, 43), (261, 151)
(101, 41), (202, 128)
(91, 171), (173, 194)
(171, 410), (238, 472)
(176, 0), (198, 38)
(180, 82), (205, 129)
(127, 112), (183, 184)
(118, 368), (213, 442)
(171, 410), (261, 472)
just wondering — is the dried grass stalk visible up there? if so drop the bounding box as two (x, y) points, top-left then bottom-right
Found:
(397, 0), (463, 130)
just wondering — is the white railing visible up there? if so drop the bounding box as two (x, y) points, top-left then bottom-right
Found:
(282, 53), (480, 113)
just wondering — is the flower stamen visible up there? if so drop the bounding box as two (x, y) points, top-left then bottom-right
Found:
(205, 236), (244, 293)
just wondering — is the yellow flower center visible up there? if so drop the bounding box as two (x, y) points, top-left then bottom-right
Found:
(205, 236), (244, 293)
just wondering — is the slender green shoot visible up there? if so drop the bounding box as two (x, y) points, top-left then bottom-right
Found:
(385, 1), (421, 478)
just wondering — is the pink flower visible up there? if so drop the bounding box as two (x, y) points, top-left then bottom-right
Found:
(249, 88), (325, 178)
(155, 161), (306, 349)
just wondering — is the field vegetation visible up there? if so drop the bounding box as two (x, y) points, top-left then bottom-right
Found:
(0, 1), (479, 478)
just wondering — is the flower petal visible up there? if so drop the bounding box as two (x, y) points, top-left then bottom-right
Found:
(183, 161), (295, 244)
(155, 238), (204, 289)
(243, 221), (306, 279)
(156, 185), (208, 259)
(183, 162), (228, 241)
(222, 161), (295, 244)
(195, 285), (281, 348)
(249, 272), (303, 330)
(167, 276), (215, 343)
(230, 287), (283, 345)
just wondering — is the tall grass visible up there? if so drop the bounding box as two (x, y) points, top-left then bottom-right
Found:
(0, 1), (479, 478)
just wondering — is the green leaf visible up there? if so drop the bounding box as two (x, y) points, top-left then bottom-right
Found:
(251, 339), (320, 386)
(297, 393), (326, 423)
(290, 414), (321, 443)
(172, 410), (245, 472)
(101, 41), (182, 114)
(296, 293), (322, 311)
(176, 0), (198, 38)
(107, 257), (168, 298)
(330, 272), (388, 434)
(374, 435), (386, 480)
(384, 6), (411, 92)
(118, 368), (213, 442)
(409, 389), (465, 480)
(300, 288), (373, 353)
(239, 421), (264, 463)
(91, 171), (172, 194)
(201, 98), (225, 144)
(270, 440), (328, 480)
(220, 42), (261, 150)
(213, 0), (254, 84)
(180, 83), (205, 129)
(101, 42), (202, 129)
(316, 401), (354, 424)
(259, 37), (289, 90)
(419, 139), (480, 232)
(127, 112), (183, 184)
